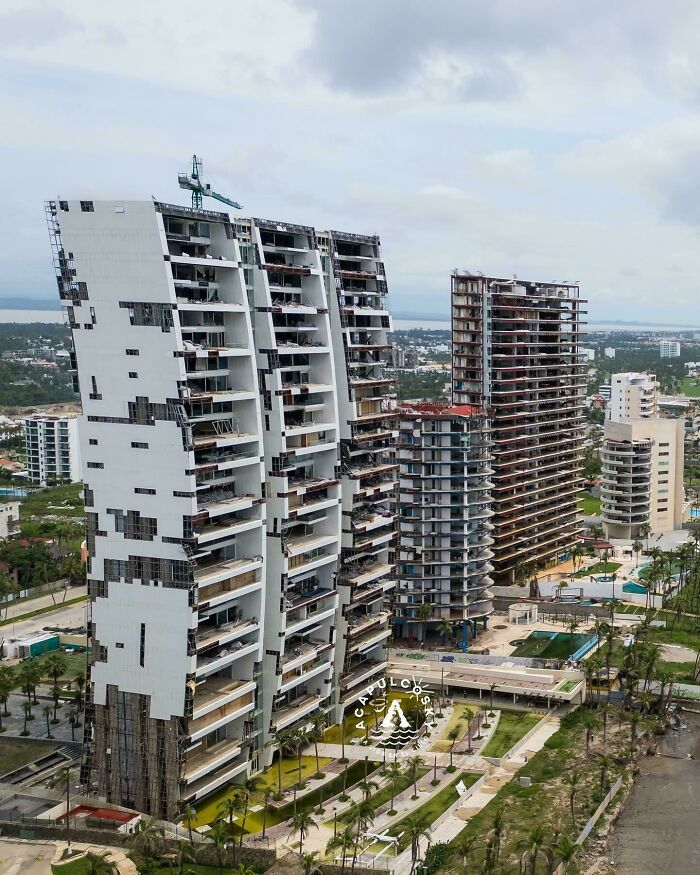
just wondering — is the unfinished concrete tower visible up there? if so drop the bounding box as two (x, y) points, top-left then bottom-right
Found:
(451, 273), (585, 583)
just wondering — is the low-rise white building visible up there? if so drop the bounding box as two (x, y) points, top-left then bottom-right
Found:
(0, 501), (20, 539)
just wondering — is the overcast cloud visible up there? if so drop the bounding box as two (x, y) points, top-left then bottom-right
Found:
(2, 0), (700, 321)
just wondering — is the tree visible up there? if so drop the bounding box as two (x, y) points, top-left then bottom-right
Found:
(580, 710), (599, 759)
(488, 683), (497, 717)
(447, 726), (460, 770)
(0, 665), (16, 730)
(437, 617), (453, 646)
(518, 823), (548, 875)
(181, 803), (197, 844)
(357, 777), (378, 802)
(67, 709), (79, 741)
(598, 754), (613, 797)
(627, 712), (641, 750)
(416, 601), (432, 644)
(348, 798), (375, 875)
(238, 775), (263, 847)
(74, 671), (86, 711)
(491, 805), (506, 864)
(462, 706), (475, 753)
(301, 851), (321, 875)
(309, 712), (328, 778)
(403, 816), (431, 873)
(274, 729), (295, 793)
(386, 761), (403, 815)
(0, 571), (18, 621)
(260, 787), (274, 840)
(640, 522), (652, 551)
(566, 618), (580, 660)
(208, 820), (230, 875)
(292, 727), (309, 787)
(555, 835), (578, 874)
(326, 828), (354, 874)
(406, 755), (425, 799)
(43, 703), (53, 738)
(632, 539), (643, 568)
(218, 794), (245, 837)
(50, 767), (73, 850)
(287, 809), (318, 855)
(564, 772), (580, 828)
(570, 543), (584, 575)
(453, 833), (478, 870)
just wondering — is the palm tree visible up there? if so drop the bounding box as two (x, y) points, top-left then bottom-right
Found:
(598, 703), (610, 750)
(45, 652), (68, 691)
(406, 755), (424, 799)
(43, 703), (53, 738)
(309, 712), (327, 778)
(17, 662), (35, 715)
(348, 798), (375, 875)
(598, 754), (613, 797)
(238, 775), (264, 847)
(301, 851), (320, 875)
(386, 761), (403, 815)
(564, 772), (580, 828)
(453, 833), (478, 870)
(462, 706), (475, 752)
(287, 809), (318, 855)
(0, 665), (15, 722)
(357, 777), (378, 801)
(640, 521), (652, 551)
(50, 767), (73, 850)
(293, 727), (309, 786)
(447, 726), (460, 770)
(554, 836), (578, 873)
(274, 729), (295, 793)
(415, 601), (432, 645)
(571, 543), (584, 575)
(403, 816), (431, 873)
(518, 823), (548, 875)
(566, 618), (580, 660)
(632, 539), (643, 568)
(491, 805), (506, 864)
(437, 617), (453, 646)
(208, 820), (230, 875)
(172, 840), (196, 875)
(260, 787), (274, 840)
(218, 793), (245, 837)
(488, 683), (497, 717)
(326, 828), (354, 874)
(181, 803), (197, 844)
(627, 712), (641, 750)
(580, 710), (599, 759)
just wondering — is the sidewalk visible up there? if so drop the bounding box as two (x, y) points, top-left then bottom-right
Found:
(2, 584), (85, 622)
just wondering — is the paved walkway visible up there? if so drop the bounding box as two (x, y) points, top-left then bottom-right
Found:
(2, 584), (85, 622)
(0, 837), (136, 875)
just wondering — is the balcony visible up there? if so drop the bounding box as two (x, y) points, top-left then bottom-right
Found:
(271, 693), (323, 731)
(188, 692), (255, 742)
(195, 557), (263, 596)
(195, 638), (259, 678)
(183, 737), (243, 784)
(281, 639), (332, 672)
(347, 625), (392, 655)
(192, 678), (256, 720)
(279, 656), (333, 694)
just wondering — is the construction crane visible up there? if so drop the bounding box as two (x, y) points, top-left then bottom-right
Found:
(178, 155), (242, 211)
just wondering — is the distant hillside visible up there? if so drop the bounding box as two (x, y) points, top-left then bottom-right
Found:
(0, 297), (60, 311)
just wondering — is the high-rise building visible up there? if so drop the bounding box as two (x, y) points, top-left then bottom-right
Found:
(451, 273), (585, 583)
(606, 372), (658, 422)
(601, 373), (683, 540)
(659, 340), (681, 358)
(601, 418), (684, 539)
(395, 403), (494, 647)
(24, 414), (81, 486)
(45, 198), (396, 819)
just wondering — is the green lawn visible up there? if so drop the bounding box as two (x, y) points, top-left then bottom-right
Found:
(334, 767), (430, 826)
(193, 759), (381, 832)
(0, 738), (57, 776)
(7, 649), (88, 682)
(323, 690), (414, 744)
(578, 495), (601, 515)
(20, 483), (84, 518)
(575, 560), (622, 578)
(480, 710), (543, 758)
(387, 772), (481, 852)
(679, 377), (700, 398)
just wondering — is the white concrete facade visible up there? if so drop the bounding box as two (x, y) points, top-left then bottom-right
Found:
(24, 415), (81, 486)
(660, 340), (681, 358)
(48, 199), (266, 819)
(606, 372), (659, 422)
(601, 417), (684, 539)
(46, 199), (397, 818)
(0, 501), (20, 539)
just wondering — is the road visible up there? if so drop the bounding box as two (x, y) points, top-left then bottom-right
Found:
(1, 586), (88, 638)
(0, 840), (54, 875)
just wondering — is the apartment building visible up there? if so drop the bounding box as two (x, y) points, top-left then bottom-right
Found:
(396, 403), (494, 647)
(601, 371), (683, 539)
(601, 417), (684, 539)
(24, 415), (81, 486)
(606, 372), (659, 421)
(451, 273), (586, 583)
(322, 231), (397, 710)
(0, 501), (20, 540)
(46, 199), (396, 818)
(660, 340), (681, 358)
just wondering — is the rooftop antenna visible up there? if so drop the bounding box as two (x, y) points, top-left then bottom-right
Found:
(178, 155), (243, 211)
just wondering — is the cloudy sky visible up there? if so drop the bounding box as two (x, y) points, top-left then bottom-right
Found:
(3, 0), (700, 321)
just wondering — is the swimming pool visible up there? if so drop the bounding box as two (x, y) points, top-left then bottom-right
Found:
(511, 631), (597, 660)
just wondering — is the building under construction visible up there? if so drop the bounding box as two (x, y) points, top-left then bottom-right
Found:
(396, 403), (494, 647)
(451, 273), (585, 583)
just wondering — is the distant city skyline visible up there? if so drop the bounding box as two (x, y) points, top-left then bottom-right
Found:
(5, 2), (700, 322)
